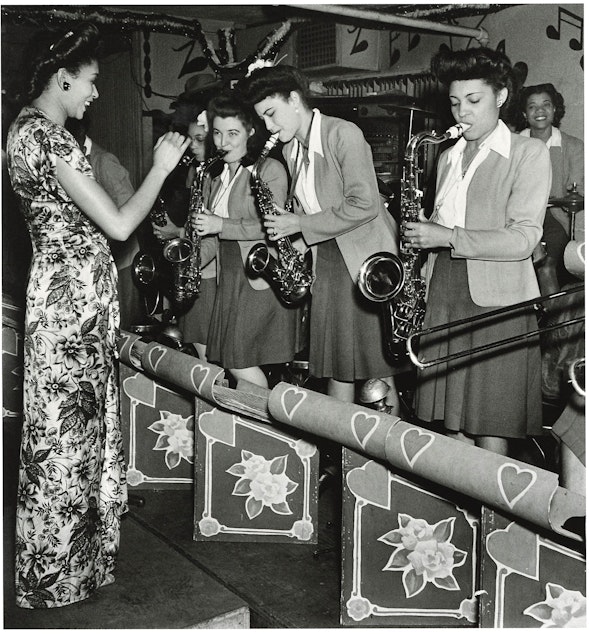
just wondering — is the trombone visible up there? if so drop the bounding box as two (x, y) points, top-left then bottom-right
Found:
(407, 284), (585, 369)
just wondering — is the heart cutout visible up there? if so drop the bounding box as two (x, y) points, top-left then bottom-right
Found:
(346, 460), (391, 509)
(122, 372), (157, 407)
(190, 364), (210, 395)
(147, 345), (167, 374)
(486, 521), (539, 578)
(281, 387), (307, 421)
(351, 412), (380, 450)
(197, 409), (236, 446)
(498, 463), (538, 509)
(401, 428), (435, 468)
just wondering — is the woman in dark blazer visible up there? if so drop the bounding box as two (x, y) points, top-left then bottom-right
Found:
(239, 65), (401, 408)
(193, 90), (299, 388)
(404, 48), (551, 456)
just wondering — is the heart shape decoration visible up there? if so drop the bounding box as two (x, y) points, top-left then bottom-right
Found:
(351, 411), (380, 450)
(498, 463), (538, 509)
(281, 386), (307, 421)
(197, 408), (236, 446)
(400, 427), (435, 468)
(122, 372), (157, 407)
(190, 363), (210, 395)
(147, 345), (167, 374)
(346, 460), (391, 509)
(486, 521), (539, 578)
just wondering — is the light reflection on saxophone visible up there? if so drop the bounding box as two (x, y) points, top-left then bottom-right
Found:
(357, 122), (470, 360)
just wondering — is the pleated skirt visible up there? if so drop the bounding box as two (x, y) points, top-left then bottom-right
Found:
(309, 238), (397, 382)
(414, 251), (542, 438)
(206, 241), (299, 368)
(178, 277), (216, 345)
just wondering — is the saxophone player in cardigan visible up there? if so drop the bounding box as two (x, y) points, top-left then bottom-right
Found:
(192, 90), (300, 389)
(239, 65), (403, 410)
(403, 47), (551, 456)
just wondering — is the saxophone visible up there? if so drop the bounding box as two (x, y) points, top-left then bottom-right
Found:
(245, 133), (314, 305)
(163, 151), (225, 305)
(357, 122), (470, 360)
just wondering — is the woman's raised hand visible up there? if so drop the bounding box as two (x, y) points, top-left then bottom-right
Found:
(152, 132), (190, 174)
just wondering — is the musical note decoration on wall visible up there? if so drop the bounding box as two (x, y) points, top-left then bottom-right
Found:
(546, 6), (584, 69)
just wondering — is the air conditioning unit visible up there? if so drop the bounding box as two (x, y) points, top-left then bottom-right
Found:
(297, 23), (384, 74)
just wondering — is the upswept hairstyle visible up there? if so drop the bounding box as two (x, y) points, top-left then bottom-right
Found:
(22, 23), (102, 102)
(431, 47), (516, 112)
(519, 83), (566, 128)
(207, 89), (266, 166)
(238, 64), (311, 109)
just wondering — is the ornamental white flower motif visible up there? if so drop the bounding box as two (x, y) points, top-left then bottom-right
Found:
(246, 57), (274, 77)
(196, 110), (208, 132)
(148, 410), (194, 469)
(379, 513), (467, 598)
(524, 583), (586, 628)
(226, 451), (298, 520)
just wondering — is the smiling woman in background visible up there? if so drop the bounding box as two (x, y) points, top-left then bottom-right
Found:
(6, 23), (188, 608)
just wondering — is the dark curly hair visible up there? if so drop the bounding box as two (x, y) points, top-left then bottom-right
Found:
(237, 64), (311, 109)
(519, 83), (566, 128)
(207, 89), (267, 166)
(22, 23), (102, 103)
(431, 47), (516, 114)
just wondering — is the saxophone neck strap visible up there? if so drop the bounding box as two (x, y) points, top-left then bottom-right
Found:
(286, 111), (314, 212)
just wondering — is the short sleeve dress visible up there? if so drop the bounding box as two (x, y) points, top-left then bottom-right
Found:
(6, 106), (128, 608)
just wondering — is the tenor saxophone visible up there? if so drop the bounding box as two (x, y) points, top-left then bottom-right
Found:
(163, 151), (225, 304)
(245, 133), (314, 305)
(357, 122), (470, 360)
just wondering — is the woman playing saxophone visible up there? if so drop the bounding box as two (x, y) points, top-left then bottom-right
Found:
(192, 90), (300, 389)
(239, 65), (402, 408)
(405, 47), (551, 456)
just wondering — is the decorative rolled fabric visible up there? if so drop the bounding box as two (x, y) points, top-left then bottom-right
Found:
(268, 382), (585, 542)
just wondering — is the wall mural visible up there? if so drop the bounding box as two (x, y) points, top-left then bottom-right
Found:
(546, 6), (584, 68)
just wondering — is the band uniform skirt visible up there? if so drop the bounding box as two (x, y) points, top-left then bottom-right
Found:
(414, 251), (542, 438)
(206, 240), (299, 369)
(309, 238), (396, 382)
(177, 277), (216, 345)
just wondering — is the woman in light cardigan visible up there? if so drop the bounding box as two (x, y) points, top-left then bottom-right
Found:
(239, 65), (401, 409)
(404, 48), (551, 456)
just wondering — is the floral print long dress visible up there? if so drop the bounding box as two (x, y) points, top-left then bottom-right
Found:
(6, 107), (128, 609)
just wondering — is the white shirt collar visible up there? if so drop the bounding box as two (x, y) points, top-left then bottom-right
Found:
(290, 108), (324, 161)
(448, 119), (511, 161)
(519, 125), (561, 148)
(83, 136), (92, 156)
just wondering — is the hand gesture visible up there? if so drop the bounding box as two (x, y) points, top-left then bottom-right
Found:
(264, 212), (301, 241)
(152, 132), (190, 175)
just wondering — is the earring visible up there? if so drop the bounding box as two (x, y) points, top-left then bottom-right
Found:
(63, 82), (70, 91)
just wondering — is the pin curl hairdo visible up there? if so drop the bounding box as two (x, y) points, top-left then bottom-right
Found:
(431, 47), (516, 112)
(237, 64), (311, 109)
(21, 22), (102, 103)
(519, 83), (566, 128)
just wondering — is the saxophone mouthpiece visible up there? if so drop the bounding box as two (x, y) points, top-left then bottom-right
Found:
(446, 123), (471, 139)
(265, 133), (280, 150)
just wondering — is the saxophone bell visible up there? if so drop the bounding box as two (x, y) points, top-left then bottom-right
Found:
(162, 236), (193, 264)
(358, 252), (405, 302)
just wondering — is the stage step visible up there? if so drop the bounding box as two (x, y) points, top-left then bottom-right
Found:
(3, 509), (249, 629)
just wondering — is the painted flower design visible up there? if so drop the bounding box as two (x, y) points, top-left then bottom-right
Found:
(227, 450), (298, 520)
(379, 513), (467, 598)
(524, 583), (586, 628)
(148, 411), (194, 469)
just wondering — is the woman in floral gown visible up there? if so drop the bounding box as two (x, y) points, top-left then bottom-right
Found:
(6, 23), (188, 608)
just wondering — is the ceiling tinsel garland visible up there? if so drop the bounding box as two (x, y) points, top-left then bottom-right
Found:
(1, 5), (296, 78)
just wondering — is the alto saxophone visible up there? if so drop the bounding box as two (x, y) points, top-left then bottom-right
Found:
(163, 151), (225, 305)
(245, 133), (314, 305)
(357, 122), (470, 360)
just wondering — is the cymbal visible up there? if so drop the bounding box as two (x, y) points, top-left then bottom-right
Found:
(548, 192), (584, 210)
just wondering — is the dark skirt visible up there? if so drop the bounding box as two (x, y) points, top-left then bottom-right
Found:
(309, 238), (397, 382)
(178, 276), (216, 345)
(206, 241), (299, 368)
(414, 251), (542, 439)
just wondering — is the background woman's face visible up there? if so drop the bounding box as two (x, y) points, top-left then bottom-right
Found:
(524, 92), (555, 132)
(187, 122), (206, 161)
(448, 79), (503, 144)
(212, 115), (250, 163)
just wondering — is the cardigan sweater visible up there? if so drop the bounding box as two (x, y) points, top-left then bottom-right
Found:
(282, 113), (399, 282)
(429, 131), (551, 307)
